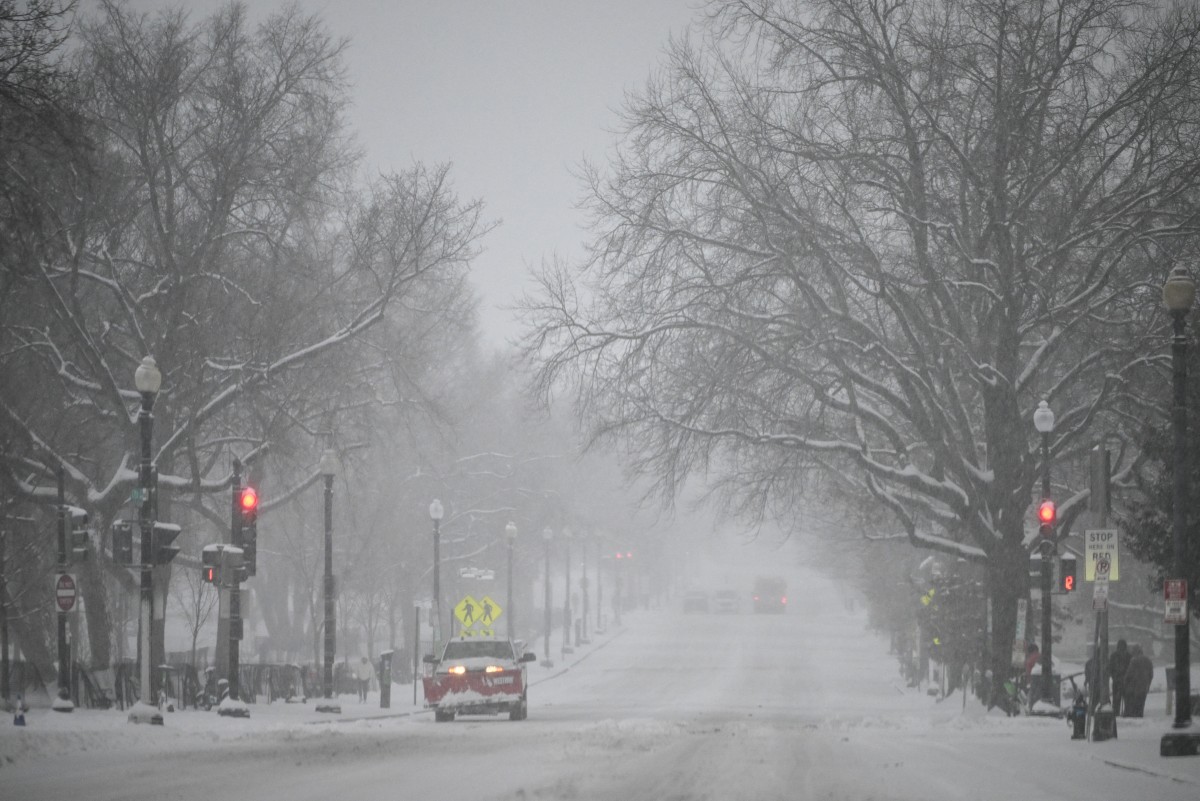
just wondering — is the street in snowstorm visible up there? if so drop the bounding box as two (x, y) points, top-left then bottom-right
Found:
(3, 566), (1197, 801)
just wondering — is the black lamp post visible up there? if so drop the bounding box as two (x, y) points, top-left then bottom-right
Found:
(541, 527), (553, 667)
(319, 448), (338, 709)
(562, 526), (574, 656)
(1162, 265), (1198, 756)
(132, 355), (160, 722)
(580, 533), (590, 644)
(1033, 399), (1055, 704)
(596, 536), (605, 634)
(505, 521), (518, 640)
(430, 499), (444, 650)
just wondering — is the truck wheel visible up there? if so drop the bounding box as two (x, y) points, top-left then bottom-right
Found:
(434, 709), (455, 723)
(509, 695), (527, 721)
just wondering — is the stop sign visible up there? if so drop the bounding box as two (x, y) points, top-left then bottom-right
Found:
(55, 573), (77, 612)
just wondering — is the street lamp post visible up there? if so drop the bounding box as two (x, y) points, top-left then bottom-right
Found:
(319, 449), (338, 709)
(430, 500), (444, 651)
(541, 527), (553, 667)
(1162, 266), (1198, 756)
(505, 521), (518, 640)
(580, 535), (590, 644)
(1033, 399), (1055, 705)
(131, 355), (161, 723)
(562, 526), (573, 656)
(596, 544), (604, 634)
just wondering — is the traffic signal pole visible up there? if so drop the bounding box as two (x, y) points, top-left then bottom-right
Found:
(226, 462), (241, 700)
(55, 468), (72, 709)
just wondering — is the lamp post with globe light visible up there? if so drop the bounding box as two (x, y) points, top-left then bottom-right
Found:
(1033, 400), (1056, 705)
(319, 449), (338, 706)
(130, 356), (161, 724)
(505, 521), (518, 640)
(430, 499), (444, 651)
(1161, 265), (1198, 757)
(562, 526), (573, 657)
(541, 527), (554, 667)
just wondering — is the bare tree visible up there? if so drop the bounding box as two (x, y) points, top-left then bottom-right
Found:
(0, 2), (488, 671)
(169, 564), (217, 673)
(523, 0), (1200, 700)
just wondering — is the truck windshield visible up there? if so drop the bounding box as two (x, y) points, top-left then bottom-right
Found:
(442, 640), (514, 661)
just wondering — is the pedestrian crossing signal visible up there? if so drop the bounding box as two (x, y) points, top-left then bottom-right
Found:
(202, 566), (219, 584)
(1059, 554), (1077, 593)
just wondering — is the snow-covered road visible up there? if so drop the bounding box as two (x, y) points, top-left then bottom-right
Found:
(4, 566), (1199, 800)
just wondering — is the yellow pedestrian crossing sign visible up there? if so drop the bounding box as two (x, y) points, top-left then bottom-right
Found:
(478, 595), (502, 627)
(454, 595), (480, 627)
(454, 594), (503, 634)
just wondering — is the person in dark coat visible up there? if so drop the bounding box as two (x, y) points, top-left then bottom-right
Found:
(1123, 644), (1153, 717)
(1109, 639), (1131, 716)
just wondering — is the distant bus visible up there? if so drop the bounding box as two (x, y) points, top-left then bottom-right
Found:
(752, 576), (787, 613)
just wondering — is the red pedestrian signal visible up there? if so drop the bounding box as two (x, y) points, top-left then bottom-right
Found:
(202, 566), (218, 583)
(1059, 553), (1077, 593)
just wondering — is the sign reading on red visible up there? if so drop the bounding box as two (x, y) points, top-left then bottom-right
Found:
(1164, 579), (1188, 625)
(55, 573), (78, 613)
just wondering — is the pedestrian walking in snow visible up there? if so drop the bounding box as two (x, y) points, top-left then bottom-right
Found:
(1109, 639), (1131, 716)
(1123, 645), (1153, 718)
(356, 656), (373, 703)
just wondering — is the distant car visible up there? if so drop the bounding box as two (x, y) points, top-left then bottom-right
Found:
(683, 589), (709, 613)
(753, 576), (787, 613)
(712, 589), (740, 613)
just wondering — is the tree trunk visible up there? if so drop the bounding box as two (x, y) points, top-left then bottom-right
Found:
(985, 541), (1029, 708)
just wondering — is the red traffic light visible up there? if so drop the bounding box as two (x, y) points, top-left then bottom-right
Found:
(202, 566), (218, 583)
(1062, 574), (1075, 592)
(240, 486), (259, 512)
(1037, 499), (1056, 525)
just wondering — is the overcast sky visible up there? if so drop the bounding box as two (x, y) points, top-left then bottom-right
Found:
(129, 0), (705, 343)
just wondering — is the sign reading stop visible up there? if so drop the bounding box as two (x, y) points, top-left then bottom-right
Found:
(55, 572), (78, 612)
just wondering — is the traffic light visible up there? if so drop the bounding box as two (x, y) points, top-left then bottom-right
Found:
(69, 509), (90, 562)
(112, 521), (134, 565)
(239, 486), (259, 576)
(1059, 554), (1077, 593)
(151, 522), (182, 565)
(202, 565), (220, 584)
(1037, 499), (1056, 540)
